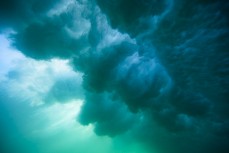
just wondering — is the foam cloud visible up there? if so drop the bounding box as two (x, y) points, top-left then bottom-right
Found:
(0, 0), (63, 30)
(0, 36), (83, 106)
(95, 0), (171, 37)
(79, 91), (138, 136)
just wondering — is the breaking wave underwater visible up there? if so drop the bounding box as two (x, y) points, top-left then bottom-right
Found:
(0, 0), (229, 153)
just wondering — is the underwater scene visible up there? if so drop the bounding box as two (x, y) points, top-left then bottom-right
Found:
(0, 0), (228, 153)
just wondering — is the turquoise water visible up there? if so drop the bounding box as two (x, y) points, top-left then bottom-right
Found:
(0, 0), (229, 153)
